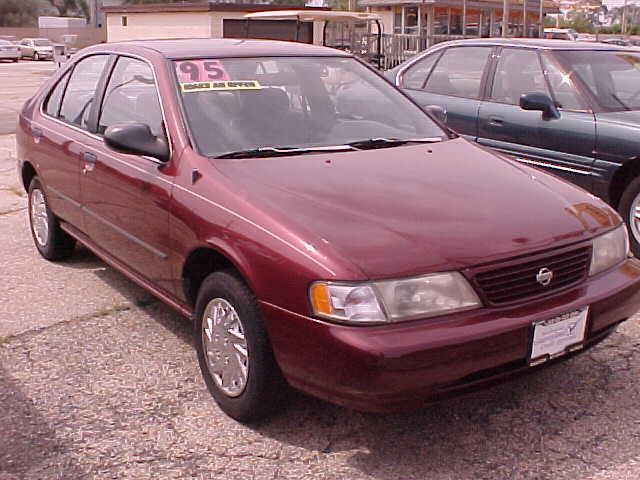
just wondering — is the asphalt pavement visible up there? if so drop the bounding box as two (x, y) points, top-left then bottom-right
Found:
(1, 60), (640, 480)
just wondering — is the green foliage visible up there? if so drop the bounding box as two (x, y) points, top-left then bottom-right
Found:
(600, 24), (622, 34)
(547, 13), (595, 33)
(0, 0), (39, 27)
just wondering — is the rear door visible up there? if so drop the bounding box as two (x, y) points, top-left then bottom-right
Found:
(398, 46), (493, 138)
(79, 55), (174, 290)
(34, 54), (110, 229)
(477, 47), (595, 190)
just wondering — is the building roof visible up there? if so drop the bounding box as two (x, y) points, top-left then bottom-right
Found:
(430, 38), (636, 50)
(103, 38), (350, 59)
(102, 2), (329, 14)
(244, 10), (382, 22)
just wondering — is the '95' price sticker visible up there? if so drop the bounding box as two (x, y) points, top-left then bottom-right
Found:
(176, 59), (230, 83)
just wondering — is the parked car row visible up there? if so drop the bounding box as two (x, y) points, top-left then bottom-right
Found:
(0, 38), (55, 62)
(16, 39), (640, 422)
(390, 38), (640, 259)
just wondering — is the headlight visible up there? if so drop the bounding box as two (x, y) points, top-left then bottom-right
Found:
(589, 224), (629, 276)
(310, 272), (481, 325)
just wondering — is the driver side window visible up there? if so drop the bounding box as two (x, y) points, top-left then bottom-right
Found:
(59, 55), (109, 129)
(98, 56), (164, 139)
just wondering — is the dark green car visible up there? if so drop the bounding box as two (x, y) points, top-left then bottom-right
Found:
(390, 39), (640, 255)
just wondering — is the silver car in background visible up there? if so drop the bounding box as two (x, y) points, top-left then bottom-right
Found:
(19, 38), (54, 61)
(0, 40), (20, 62)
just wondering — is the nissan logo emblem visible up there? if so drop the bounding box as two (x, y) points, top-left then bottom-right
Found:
(536, 267), (554, 287)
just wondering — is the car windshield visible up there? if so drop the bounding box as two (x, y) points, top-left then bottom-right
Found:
(174, 56), (446, 158)
(34, 39), (52, 46)
(556, 50), (640, 112)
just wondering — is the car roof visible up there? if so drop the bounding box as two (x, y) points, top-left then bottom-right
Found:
(103, 38), (350, 59)
(430, 38), (633, 51)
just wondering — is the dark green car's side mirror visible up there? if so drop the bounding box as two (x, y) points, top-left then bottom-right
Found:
(104, 122), (170, 163)
(520, 92), (560, 120)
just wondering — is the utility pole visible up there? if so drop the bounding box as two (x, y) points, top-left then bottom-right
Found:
(622, 0), (628, 35)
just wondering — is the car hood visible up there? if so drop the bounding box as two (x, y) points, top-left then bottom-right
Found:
(596, 110), (640, 128)
(214, 138), (619, 279)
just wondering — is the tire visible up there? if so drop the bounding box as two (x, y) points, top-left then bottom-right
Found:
(193, 270), (287, 422)
(33, 52), (39, 61)
(28, 177), (76, 260)
(618, 176), (640, 257)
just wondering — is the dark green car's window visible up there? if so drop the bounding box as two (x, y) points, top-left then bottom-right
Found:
(491, 48), (549, 105)
(424, 47), (491, 99)
(556, 50), (640, 112)
(540, 54), (585, 111)
(402, 53), (439, 90)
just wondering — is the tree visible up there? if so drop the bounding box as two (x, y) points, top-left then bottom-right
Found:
(0, 0), (39, 27)
(46, 0), (89, 19)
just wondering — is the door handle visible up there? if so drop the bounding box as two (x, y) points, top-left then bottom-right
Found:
(488, 116), (504, 126)
(82, 152), (97, 163)
(31, 126), (42, 140)
(81, 152), (97, 174)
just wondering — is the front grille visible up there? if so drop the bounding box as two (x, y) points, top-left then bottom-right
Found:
(472, 245), (591, 306)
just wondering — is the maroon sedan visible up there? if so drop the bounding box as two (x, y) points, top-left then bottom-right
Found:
(16, 39), (640, 422)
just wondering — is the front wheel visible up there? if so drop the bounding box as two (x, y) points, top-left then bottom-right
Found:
(194, 271), (287, 422)
(33, 52), (40, 61)
(618, 176), (640, 256)
(28, 177), (76, 260)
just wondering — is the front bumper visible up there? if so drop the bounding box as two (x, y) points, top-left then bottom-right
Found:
(262, 257), (640, 412)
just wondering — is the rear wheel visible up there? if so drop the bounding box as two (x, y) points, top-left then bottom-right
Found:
(193, 270), (287, 422)
(28, 177), (76, 260)
(618, 176), (640, 256)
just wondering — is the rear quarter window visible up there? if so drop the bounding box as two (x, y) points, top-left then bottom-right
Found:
(44, 71), (71, 118)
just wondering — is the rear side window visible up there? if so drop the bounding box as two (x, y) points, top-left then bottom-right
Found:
(98, 56), (164, 138)
(491, 48), (549, 105)
(44, 71), (70, 118)
(59, 55), (109, 129)
(424, 47), (491, 99)
(401, 53), (439, 90)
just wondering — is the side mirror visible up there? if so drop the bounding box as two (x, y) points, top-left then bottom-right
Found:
(425, 104), (447, 124)
(519, 92), (560, 120)
(104, 122), (169, 162)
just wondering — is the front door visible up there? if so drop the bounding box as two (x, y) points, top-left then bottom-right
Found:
(80, 55), (174, 291)
(477, 47), (595, 190)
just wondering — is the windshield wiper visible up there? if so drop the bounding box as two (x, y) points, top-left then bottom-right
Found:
(346, 137), (443, 150)
(215, 144), (357, 159)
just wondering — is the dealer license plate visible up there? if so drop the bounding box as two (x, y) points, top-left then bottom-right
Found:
(529, 307), (588, 366)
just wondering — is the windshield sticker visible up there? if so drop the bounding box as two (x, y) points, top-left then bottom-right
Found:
(180, 80), (262, 93)
(176, 59), (230, 83)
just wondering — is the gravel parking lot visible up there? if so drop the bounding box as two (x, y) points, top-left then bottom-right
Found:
(1, 61), (640, 480)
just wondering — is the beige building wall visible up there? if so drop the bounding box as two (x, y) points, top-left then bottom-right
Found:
(376, 9), (394, 35)
(106, 12), (212, 42)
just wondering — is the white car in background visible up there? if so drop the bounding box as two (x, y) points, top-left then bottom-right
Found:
(19, 38), (54, 61)
(0, 40), (20, 62)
